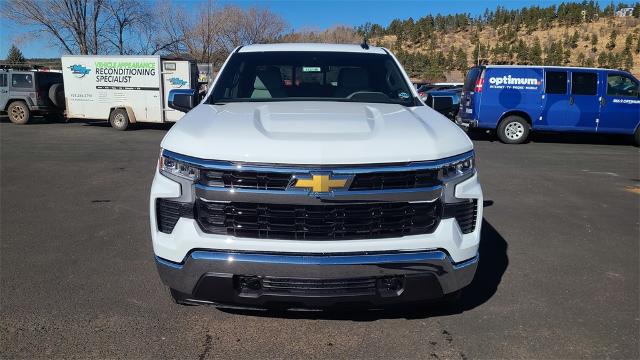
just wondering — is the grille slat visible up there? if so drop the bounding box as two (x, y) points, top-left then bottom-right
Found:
(442, 200), (478, 234)
(156, 199), (194, 234)
(199, 169), (440, 191)
(196, 200), (441, 240)
(260, 276), (378, 296)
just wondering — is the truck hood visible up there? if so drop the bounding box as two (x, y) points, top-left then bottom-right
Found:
(161, 101), (472, 164)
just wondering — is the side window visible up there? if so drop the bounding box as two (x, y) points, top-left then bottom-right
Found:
(0, 74), (6, 87)
(545, 71), (567, 94)
(571, 72), (597, 96)
(607, 74), (639, 97)
(11, 74), (33, 88)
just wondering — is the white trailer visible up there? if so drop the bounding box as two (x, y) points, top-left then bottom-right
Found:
(61, 55), (198, 130)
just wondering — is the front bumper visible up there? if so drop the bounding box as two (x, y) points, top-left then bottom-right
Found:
(156, 250), (478, 309)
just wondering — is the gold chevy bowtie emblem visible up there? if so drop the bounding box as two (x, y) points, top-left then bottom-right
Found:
(293, 174), (348, 193)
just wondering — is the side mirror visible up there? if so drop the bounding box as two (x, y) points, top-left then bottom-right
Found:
(168, 89), (197, 113)
(430, 96), (454, 114)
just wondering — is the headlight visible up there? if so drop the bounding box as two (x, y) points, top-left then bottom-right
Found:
(439, 153), (474, 181)
(159, 151), (199, 181)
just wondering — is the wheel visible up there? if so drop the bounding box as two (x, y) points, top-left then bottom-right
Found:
(48, 83), (65, 109)
(497, 115), (529, 144)
(634, 127), (640, 147)
(7, 101), (31, 125)
(109, 108), (130, 130)
(170, 288), (199, 306)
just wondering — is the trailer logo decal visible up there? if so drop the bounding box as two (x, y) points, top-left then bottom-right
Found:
(168, 77), (188, 88)
(68, 64), (91, 78)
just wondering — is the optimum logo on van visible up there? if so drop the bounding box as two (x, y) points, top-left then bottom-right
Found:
(488, 75), (541, 90)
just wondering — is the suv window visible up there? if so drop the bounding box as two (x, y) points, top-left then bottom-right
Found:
(11, 73), (33, 88)
(0, 73), (6, 87)
(463, 67), (481, 92)
(571, 72), (597, 95)
(210, 51), (417, 106)
(545, 71), (567, 94)
(607, 74), (639, 97)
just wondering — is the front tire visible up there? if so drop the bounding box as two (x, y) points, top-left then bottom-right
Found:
(634, 127), (639, 147)
(497, 115), (529, 144)
(109, 109), (130, 130)
(8, 101), (31, 125)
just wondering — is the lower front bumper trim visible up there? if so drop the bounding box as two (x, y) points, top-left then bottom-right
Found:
(156, 250), (478, 309)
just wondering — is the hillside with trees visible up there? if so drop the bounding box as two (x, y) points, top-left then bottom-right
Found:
(359, 2), (640, 81)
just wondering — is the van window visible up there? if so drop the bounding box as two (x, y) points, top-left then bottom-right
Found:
(571, 72), (597, 95)
(463, 67), (481, 92)
(545, 71), (567, 94)
(11, 73), (33, 88)
(607, 74), (639, 97)
(0, 74), (6, 87)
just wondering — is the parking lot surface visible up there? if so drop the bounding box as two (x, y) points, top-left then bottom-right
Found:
(1, 119), (638, 359)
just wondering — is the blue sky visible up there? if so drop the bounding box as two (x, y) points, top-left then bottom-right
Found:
(0, 0), (626, 58)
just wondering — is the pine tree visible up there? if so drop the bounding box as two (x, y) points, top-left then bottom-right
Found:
(622, 48), (634, 70)
(606, 30), (617, 50)
(636, 35), (640, 54)
(591, 34), (598, 52)
(597, 51), (608, 67)
(530, 38), (543, 65)
(633, 3), (640, 18)
(624, 34), (634, 51)
(6, 45), (25, 64)
(577, 52), (586, 66)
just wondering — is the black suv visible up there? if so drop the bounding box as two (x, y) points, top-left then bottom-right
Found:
(0, 70), (65, 124)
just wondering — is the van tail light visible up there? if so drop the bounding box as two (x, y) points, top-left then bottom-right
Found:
(474, 77), (484, 93)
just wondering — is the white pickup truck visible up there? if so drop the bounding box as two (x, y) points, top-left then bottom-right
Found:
(149, 43), (482, 310)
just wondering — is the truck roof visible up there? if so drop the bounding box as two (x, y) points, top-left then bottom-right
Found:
(483, 64), (622, 72)
(238, 43), (387, 54)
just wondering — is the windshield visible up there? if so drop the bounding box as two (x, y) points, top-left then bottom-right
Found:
(209, 51), (419, 106)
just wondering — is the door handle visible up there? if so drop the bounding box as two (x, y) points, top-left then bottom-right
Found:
(599, 97), (606, 106)
(569, 96), (574, 105)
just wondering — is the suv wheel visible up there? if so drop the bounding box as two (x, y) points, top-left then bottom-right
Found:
(8, 101), (31, 125)
(634, 127), (640, 147)
(109, 109), (130, 130)
(497, 115), (529, 144)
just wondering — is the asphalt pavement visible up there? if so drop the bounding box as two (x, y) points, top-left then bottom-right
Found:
(1, 117), (638, 359)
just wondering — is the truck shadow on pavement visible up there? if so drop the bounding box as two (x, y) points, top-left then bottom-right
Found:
(467, 129), (634, 146)
(220, 215), (509, 321)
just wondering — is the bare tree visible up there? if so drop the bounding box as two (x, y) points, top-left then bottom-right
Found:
(137, 0), (186, 55)
(2, 0), (107, 54)
(104, 0), (148, 54)
(214, 5), (287, 53)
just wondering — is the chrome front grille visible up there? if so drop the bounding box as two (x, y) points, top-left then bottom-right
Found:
(198, 168), (440, 191)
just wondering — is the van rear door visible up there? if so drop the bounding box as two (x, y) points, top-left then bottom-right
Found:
(459, 66), (483, 121)
(598, 72), (640, 134)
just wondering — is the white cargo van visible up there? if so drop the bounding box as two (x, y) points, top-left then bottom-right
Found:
(61, 55), (198, 130)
